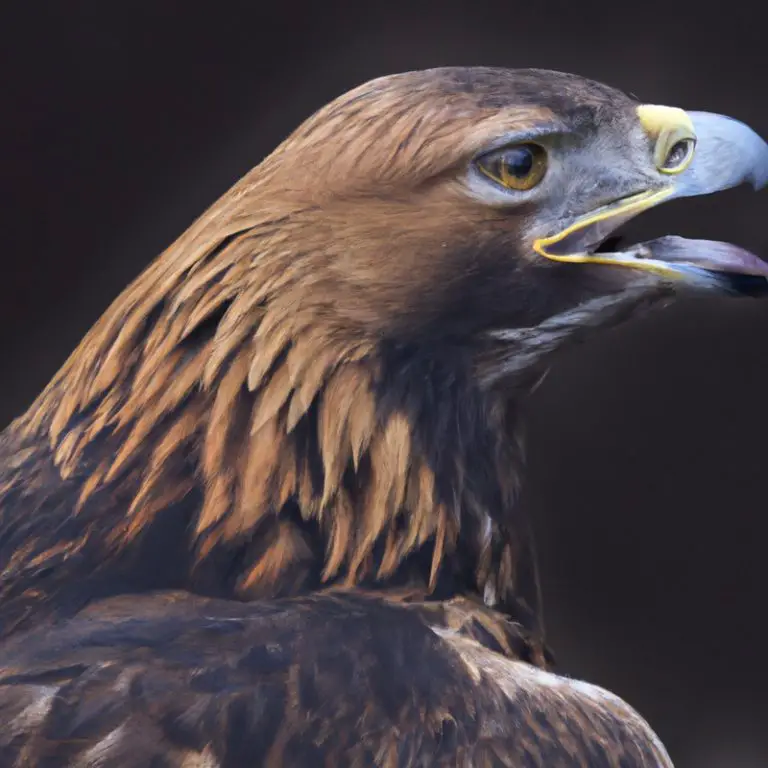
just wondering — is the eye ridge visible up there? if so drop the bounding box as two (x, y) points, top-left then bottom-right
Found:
(476, 142), (548, 191)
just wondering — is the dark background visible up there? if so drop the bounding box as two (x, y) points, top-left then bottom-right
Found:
(3, 2), (767, 765)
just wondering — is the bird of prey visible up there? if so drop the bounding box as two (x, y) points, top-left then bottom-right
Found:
(1, 67), (766, 767)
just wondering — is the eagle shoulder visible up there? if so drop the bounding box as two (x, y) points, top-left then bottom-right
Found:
(435, 627), (672, 767)
(0, 591), (670, 767)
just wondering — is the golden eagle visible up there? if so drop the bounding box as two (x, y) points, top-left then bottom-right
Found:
(1, 67), (766, 766)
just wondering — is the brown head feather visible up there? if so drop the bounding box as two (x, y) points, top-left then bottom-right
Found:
(0, 67), (669, 639)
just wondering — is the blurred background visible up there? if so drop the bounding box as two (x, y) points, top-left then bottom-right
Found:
(2, 1), (767, 765)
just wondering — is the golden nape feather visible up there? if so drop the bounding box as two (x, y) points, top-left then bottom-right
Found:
(2, 65), (767, 765)
(2, 67), (546, 637)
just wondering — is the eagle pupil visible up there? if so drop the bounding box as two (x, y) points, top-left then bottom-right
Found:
(664, 139), (691, 169)
(504, 146), (534, 178)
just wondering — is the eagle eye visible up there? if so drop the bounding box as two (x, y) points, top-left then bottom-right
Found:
(660, 137), (696, 174)
(476, 143), (548, 191)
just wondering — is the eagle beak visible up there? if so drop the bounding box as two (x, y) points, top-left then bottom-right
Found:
(533, 107), (768, 295)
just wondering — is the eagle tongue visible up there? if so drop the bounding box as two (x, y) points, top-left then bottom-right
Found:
(636, 235), (768, 296)
(638, 235), (768, 277)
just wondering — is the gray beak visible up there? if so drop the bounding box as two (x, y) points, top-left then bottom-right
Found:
(620, 111), (768, 295)
(672, 111), (768, 199)
(533, 109), (768, 295)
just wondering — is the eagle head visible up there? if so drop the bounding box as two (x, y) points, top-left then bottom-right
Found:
(3, 67), (766, 639)
(252, 68), (768, 349)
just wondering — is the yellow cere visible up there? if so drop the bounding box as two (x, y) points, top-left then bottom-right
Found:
(636, 105), (697, 175)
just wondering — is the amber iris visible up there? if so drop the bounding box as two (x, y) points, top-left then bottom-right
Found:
(476, 143), (548, 191)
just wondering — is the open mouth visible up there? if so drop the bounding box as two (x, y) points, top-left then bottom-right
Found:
(533, 188), (768, 297)
(531, 107), (768, 297)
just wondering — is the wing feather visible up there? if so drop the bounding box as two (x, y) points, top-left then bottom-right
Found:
(0, 592), (672, 768)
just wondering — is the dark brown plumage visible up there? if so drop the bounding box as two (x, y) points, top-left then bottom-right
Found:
(1, 66), (766, 766)
(0, 592), (671, 767)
